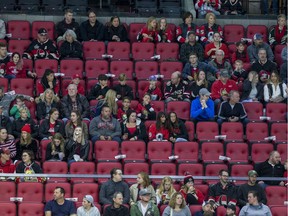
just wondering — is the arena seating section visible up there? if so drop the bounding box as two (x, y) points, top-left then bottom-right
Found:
(0, 19), (287, 216)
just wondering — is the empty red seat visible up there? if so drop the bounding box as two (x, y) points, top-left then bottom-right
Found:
(121, 140), (146, 162)
(73, 183), (99, 203)
(34, 59), (58, 77)
(132, 42), (155, 61)
(42, 161), (68, 182)
(201, 142), (224, 163)
(196, 122), (219, 141)
(251, 143), (274, 163)
(0, 202), (16, 216)
(45, 182), (71, 202)
(70, 162), (95, 183)
(205, 164), (228, 184)
(85, 59), (109, 79)
(0, 181), (16, 202)
(217, 205), (240, 216)
(60, 59), (83, 78)
(7, 20), (30, 40)
(96, 162), (122, 184)
(83, 41), (105, 60)
(274, 45), (285, 66)
(159, 61), (183, 80)
(23, 59), (33, 72)
(270, 206), (287, 216)
(271, 123), (288, 142)
(226, 142), (249, 163)
(230, 164), (253, 185)
(266, 103), (287, 122)
(32, 21), (55, 39)
(243, 102), (263, 121)
(189, 205), (202, 215)
(94, 140), (119, 162)
(265, 186), (287, 205)
(110, 60), (134, 79)
(17, 182), (44, 202)
(152, 101), (165, 115)
(107, 42), (130, 60)
(135, 61), (158, 80)
(246, 122), (268, 143)
(166, 101), (191, 121)
(10, 78), (34, 96)
(124, 162), (149, 184)
(156, 43), (179, 60)
(18, 202), (44, 216)
(185, 121), (195, 141)
(147, 141), (172, 162)
(223, 24), (245, 44)
(8, 39), (31, 55)
(174, 141), (199, 163)
(150, 162), (176, 184)
(178, 163), (203, 184)
(276, 143), (287, 161)
(246, 25), (268, 42)
(129, 23), (145, 43)
(221, 122), (243, 141)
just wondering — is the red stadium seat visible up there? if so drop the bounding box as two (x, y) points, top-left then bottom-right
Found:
(137, 80), (162, 100)
(159, 61), (183, 80)
(117, 100), (139, 110)
(60, 59), (84, 78)
(123, 162), (149, 184)
(274, 44), (285, 66)
(246, 122), (268, 143)
(83, 41), (105, 60)
(230, 164), (253, 185)
(10, 78), (34, 96)
(266, 103), (287, 122)
(44, 182), (71, 202)
(135, 61), (158, 80)
(34, 59), (58, 77)
(226, 142), (249, 163)
(112, 80), (136, 99)
(185, 121), (194, 141)
(196, 122), (219, 141)
(221, 122), (243, 141)
(72, 183), (99, 203)
(110, 60), (134, 79)
(265, 186), (287, 205)
(166, 101), (191, 121)
(201, 142), (224, 163)
(8, 39), (31, 55)
(178, 163), (203, 184)
(129, 23), (145, 43)
(43, 161), (68, 182)
(132, 42), (155, 61)
(246, 25), (268, 42)
(17, 182), (44, 202)
(96, 162), (122, 184)
(18, 203), (44, 216)
(189, 205), (202, 215)
(197, 184), (209, 199)
(94, 140), (119, 162)
(270, 206), (287, 216)
(243, 102), (263, 122)
(70, 162), (95, 183)
(0, 181), (16, 202)
(7, 20), (30, 40)
(85, 59), (109, 79)
(144, 120), (156, 132)
(168, 23), (176, 42)
(0, 78), (9, 92)
(205, 164), (228, 184)
(0, 202), (16, 216)
(217, 205), (240, 216)
(156, 43), (179, 61)
(121, 141), (146, 162)
(271, 123), (288, 142)
(152, 101), (165, 115)
(40, 139), (50, 162)
(174, 141), (199, 163)
(147, 141), (172, 162)
(23, 59), (33, 72)
(61, 78), (85, 96)
(228, 44), (236, 58)
(251, 143), (274, 163)
(276, 143), (287, 161)
(32, 21), (55, 39)
(223, 24), (245, 44)
(107, 42), (130, 60)
(150, 162), (176, 184)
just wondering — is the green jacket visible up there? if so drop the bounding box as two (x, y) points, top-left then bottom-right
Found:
(130, 201), (160, 216)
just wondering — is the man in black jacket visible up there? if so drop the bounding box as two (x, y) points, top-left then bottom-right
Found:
(103, 192), (129, 216)
(80, 10), (104, 41)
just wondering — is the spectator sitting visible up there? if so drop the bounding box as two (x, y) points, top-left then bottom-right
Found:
(39, 108), (65, 140)
(64, 74), (85, 96)
(65, 126), (90, 164)
(36, 69), (60, 96)
(180, 175), (204, 205)
(205, 32), (229, 60)
(190, 88), (215, 122)
(103, 192), (130, 216)
(255, 150), (285, 188)
(0, 127), (16, 159)
(117, 97), (132, 122)
(80, 10), (104, 41)
(135, 94), (156, 120)
(0, 106), (13, 136)
(45, 187), (76, 216)
(4, 52), (27, 80)
(130, 188), (160, 216)
(239, 191), (272, 216)
(237, 170), (267, 208)
(148, 111), (170, 141)
(9, 95), (31, 120)
(176, 11), (199, 44)
(231, 41), (249, 64)
(280, 42), (287, 83)
(194, 201), (215, 216)
(158, 17), (173, 43)
(99, 168), (130, 205)
(0, 42), (10, 77)
(77, 195), (100, 216)
(137, 16), (160, 43)
(143, 75), (163, 101)
(221, 0), (245, 15)
(56, 9), (80, 42)
(23, 28), (59, 62)
(247, 33), (274, 64)
(0, 148), (15, 181)
(231, 60), (248, 84)
(208, 49), (233, 75)
(162, 192), (191, 216)
(60, 29), (83, 60)
(113, 73), (134, 100)
(15, 124), (38, 160)
(129, 171), (156, 205)
(89, 105), (122, 144)
(87, 74), (109, 101)
(93, 89), (118, 118)
(121, 110), (147, 142)
(156, 176), (176, 205)
(263, 71), (287, 103)
(241, 71), (264, 102)
(250, 48), (277, 74)
(45, 133), (65, 161)
(226, 204), (237, 216)
(0, 19), (6, 39)
(65, 110), (88, 140)
(269, 14), (287, 46)
(169, 112), (189, 143)
(217, 90), (248, 126)
(195, 0), (221, 17)
(104, 16), (128, 42)
(165, 71), (190, 103)
(188, 70), (210, 100)
(180, 31), (204, 64)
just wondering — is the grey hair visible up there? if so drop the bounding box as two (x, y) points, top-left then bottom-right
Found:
(63, 29), (77, 41)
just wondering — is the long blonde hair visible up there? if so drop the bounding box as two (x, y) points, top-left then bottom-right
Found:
(157, 176), (176, 198)
(51, 133), (65, 153)
(146, 16), (157, 31)
(20, 131), (32, 145)
(104, 89), (118, 115)
(73, 126), (86, 146)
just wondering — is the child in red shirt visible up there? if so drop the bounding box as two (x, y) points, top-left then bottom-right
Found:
(137, 16), (160, 43)
(148, 111), (170, 141)
(5, 52), (26, 80)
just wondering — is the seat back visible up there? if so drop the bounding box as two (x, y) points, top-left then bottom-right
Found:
(159, 61), (183, 79)
(185, 121), (194, 141)
(17, 182), (44, 202)
(110, 60), (134, 79)
(132, 42), (155, 61)
(276, 143), (287, 161)
(42, 161), (68, 182)
(166, 101), (191, 120)
(243, 102), (263, 121)
(69, 162), (95, 183)
(274, 44), (285, 66)
(156, 43), (179, 60)
(134, 61), (158, 79)
(246, 122), (268, 142)
(271, 123), (288, 142)
(83, 41), (105, 60)
(107, 42), (130, 60)
(178, 163), (203, 184)
(0, 202), (16, 216)
(123, 162), (149, 184)
(34, 59), (58, 77)
(60, 59), (84, 78)
(72, 183), (99, 203)
(18, 202), (44, 216)
(270, 206), (287, 216)
(205, 164), (228, 184)
(10, 78), (34, 96)
(230, 164), (253, 185)
(8, 39), (31, 55)
(221, 122), (243, 141)
(85, 59), (109, 79)
(7, 20), (30, 39)
(265, 186), (287, 205)
(201, 142), (224, 163)
(196, 122), (218, 141)
(96, 162), (122, 184)
(0, 181), (16, 202)
(223, 24), (245, 44)
(32, 21), (55, 40)
(129, 23), (145, 43)
(94, 140), (119, 161)
(226, 142), (249, 163)
(251, 143), (274, 163)
(174, 142), (198, 163)
(147, 141), (172, 162)
(266, 103), (287, 122)
(121, 141), (146, 162)
(246, 25), (268, 42)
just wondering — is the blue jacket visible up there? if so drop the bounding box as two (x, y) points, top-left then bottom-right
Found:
(190, 97), (214, 120)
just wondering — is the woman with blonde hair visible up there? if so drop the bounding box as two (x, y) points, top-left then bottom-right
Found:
(158, 17), (173, 43)
(156, 176), (176, 205)
(94, 89), (118, 117)
(45, 133), (65, 161)
(241, 71), (264, 102)
(137, 16), (160, 43)
(162, 192), (191, 216)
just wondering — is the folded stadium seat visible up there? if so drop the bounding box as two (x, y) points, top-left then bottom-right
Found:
(42, 0), (64, 12)
(174, 141), (199, 163)
(85, 59), (109, 79)
(121, 140), (146, 162)
(243, 102), (263, 122)
(271, 123), (288, 143)
(0, 202), (16, 216)
(94, 140), (119, 162)
(10, 78), (34, 97)
(72, 183), (99, 204)
(230, 164), (253, 185)
(246, 122), (269, 143)
(18, 0), (40, 11)
(69, 162), (95, 183)
(31, 21), (55, 40)
(196, 122), (219, 142)
(246, 25), (268, 42)
(132, 42), (155, 61)
(223, 24), (245, 44)
(60, 59), (84, 78)
(178, 163), (203, 184)
(270, 206), (288, 216)
(217, 205), (240, 216)
(201, 142), (224, 164)
(205, 164), (228, 185)
(83, 41), (105, 60)
(42, 161), (68, 182)
(23, 59), (33, 73)
(147, 141), (172, 163)
(113, 80), (137, 99)
(135, 61), (158, 80)
(0, 78), (9, 92)
(266, 103), (287, 122)
(159, 61), (183, 80)
(7, 20), (30, 40)
(276, 143), (287, 161)
(8, 39), (31, 55)
(225, 142), (249, 163)
(156, 43), (179, 61)
(110, 60), (134, 80)
(220, 122), (244, 142)
(189, 205), (202, 215)
(61, 78), (86, 96)
(44, 182), (71, 202)
(274, 44), (286, 67)
(265, 186), (287, 205)
(18, 202), (44, 216)
(128, 23), (145, 43)
(251, 143), (274, 163)
(185, 121), (195, 141)
(137, 80), (162, 100)
(17, 182), (44, 202)
(96, 162), (122, 184)
(150, 162), (176, 184)
(34, 59), (58, 78)
(65, 0), (88, 12)
(166, 101), (191, 121)
(124, 162), (150, 184)
(107, 42), (130, 60)
(0, 181), (16, 202)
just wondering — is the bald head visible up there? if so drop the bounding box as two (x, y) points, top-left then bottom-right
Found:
(269, 151), (281, 165)
(171, 71), (181, 85)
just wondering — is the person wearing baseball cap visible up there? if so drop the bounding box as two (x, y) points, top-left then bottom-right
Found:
(77, 195), (101, 216)
(237, 170), (267, 208)
(142, 75), (163, 101)
(180, 174), (204, 205)
(65, 73), (85, 95)
(0, 147), (15, 180)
